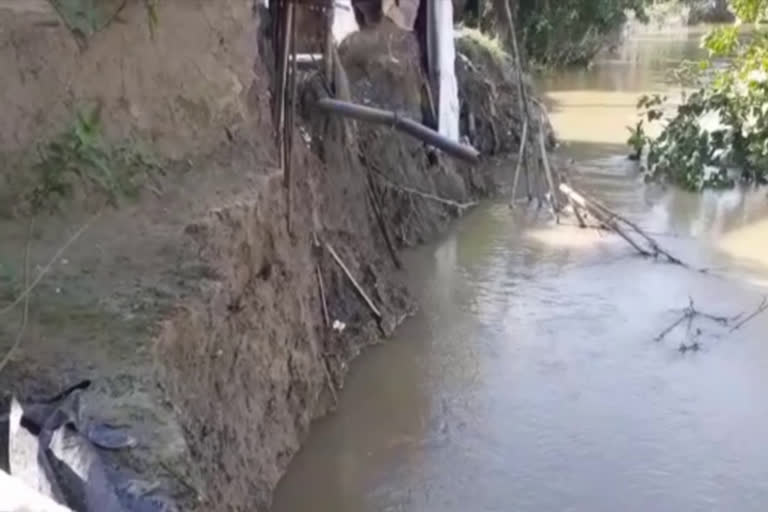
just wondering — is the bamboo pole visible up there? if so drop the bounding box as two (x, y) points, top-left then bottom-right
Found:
(537, 116), (560, 214)
(324, 6), (334, 90)
(285, 6), (297, 234)
(316, 264), (330, 327)
(276, 3), (294, 172)
(367, 176), (403, 269)
(315, 98), (480, 163)
(502, 0), (535, 201)
(509, 118), (528, 207)
(325, 242), (383, 320)
(322, 357), (339, 406)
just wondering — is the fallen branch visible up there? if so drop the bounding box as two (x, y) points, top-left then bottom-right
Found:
(654, 297), (747, 343)
(559, 183), (652, 257)
(324, 242), (382, 321)
(0, 220), (32, 375)
(654, 312), (690, 342)
(0, 211), (101, 317)
(559, 183), (689, 265)
(315, 98), (480, 163)
(729, 296), (768, 332)
(585, 192), (685, 266)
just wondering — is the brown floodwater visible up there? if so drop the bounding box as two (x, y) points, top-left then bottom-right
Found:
(271, 27), (768, 511)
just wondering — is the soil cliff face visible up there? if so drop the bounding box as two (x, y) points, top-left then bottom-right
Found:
(0, 4), (538, 511)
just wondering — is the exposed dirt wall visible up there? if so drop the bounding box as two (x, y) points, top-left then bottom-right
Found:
(0, 5), (541, 512)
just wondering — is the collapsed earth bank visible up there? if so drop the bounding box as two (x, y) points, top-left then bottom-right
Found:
(0, 2), (548, 510)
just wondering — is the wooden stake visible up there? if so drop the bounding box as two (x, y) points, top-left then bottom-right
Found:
(285, 5), (297, 234)
(277, 2), (294, 172)
(324, 242), (383, 320)
(316, 263), (330, 328)
(324, 6), (335, 91)
(538, 116), (560, 215)
(510, 118), (528, 207)
(367, 177), (403, 269)
(502, 0), (536, 202)
(322, 357), (339, 406)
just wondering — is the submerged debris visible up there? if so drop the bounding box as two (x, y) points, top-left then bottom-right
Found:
(653, 296), (768, 352)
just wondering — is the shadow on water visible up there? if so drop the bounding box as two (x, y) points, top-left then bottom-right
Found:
(271, 24), (768, 512)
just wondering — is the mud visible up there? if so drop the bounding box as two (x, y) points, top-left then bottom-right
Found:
(0, 5), (536, 512)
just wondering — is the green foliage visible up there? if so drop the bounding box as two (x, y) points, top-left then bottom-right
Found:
(730, 0), (767, 20)
(633, 0), (768, 190)
(626, 121), (646, 160)
(29, 105), (161, 212)
(48, 0), (159, 41)
(49, 0), (118, 38)
(516, 0), (652, 66)
(144, 0), (159, 39)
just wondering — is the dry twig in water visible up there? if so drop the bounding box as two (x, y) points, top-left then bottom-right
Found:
(654, 297), (748, 343)
(729, 296), (768, 332)
(559, 183), (688, 266)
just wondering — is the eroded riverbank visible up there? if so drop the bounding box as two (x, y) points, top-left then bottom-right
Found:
(271, 26), (768, 512)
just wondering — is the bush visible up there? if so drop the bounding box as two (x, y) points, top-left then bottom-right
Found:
(632, 1), (768, 190)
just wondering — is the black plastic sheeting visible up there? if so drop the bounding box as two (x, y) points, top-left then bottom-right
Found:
(1, 381), (176, 512)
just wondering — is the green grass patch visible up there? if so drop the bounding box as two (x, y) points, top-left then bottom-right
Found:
(28, 104), (162, 213)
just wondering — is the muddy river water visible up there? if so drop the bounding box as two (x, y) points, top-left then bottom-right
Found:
(272, 27), (768, 511)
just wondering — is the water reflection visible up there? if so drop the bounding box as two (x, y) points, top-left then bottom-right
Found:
(272, 25), (768, 512)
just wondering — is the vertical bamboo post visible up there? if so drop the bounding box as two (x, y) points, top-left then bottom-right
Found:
(277, 2), (293, 172)
(538, 117), (559, 214)
(285, 4), (297, 234)
(510, 118), (528, 206)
